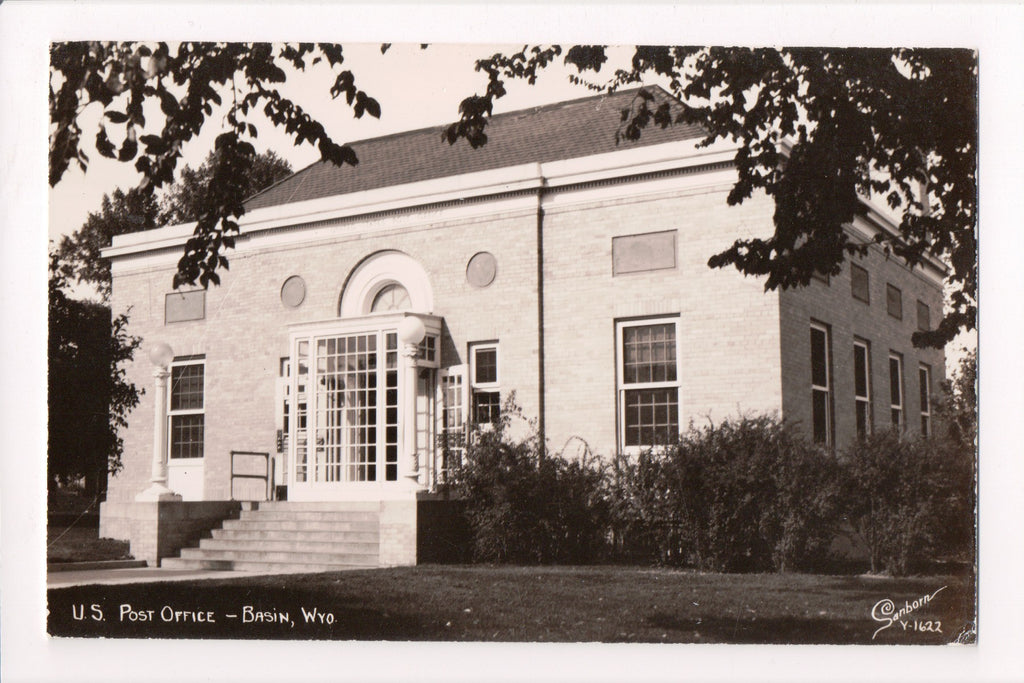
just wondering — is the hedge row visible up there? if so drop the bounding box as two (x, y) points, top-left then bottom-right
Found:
(450, 411), (975, 576)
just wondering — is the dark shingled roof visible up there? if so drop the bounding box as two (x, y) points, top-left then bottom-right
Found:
(245, 86), (703, 211)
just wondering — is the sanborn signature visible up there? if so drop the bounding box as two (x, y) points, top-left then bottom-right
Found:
(871, 586), (947, 640)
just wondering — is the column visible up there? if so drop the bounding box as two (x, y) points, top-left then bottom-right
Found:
(397, 316), (426, 488)
(401, 343), (421, 484)
(136, 342), (181, 502)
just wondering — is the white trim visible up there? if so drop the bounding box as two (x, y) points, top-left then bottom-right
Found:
(616, 316), (683, 453)
(810, 322), (833, 446)
(853, 339), (873, 436)
(919, 363), (932, 437)
(103, 139), (737, 260)
(469, 343), (500, 390)
(339, 250), (434, 317)
(167, 356), (206, 458)
(285, 313), (443, 500)
(468, 342), (501, 428)
(437, 364), (468, 488)
(167, 356), (206, 501)
(889, 352), (905, 432)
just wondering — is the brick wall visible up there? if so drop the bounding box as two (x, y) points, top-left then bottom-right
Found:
(107, 165), (943, 508)
(99, 500), (240, 565)
(541, 181), (784, 457)
(106, 202), (540, 503)
(778, 243), (946, 448)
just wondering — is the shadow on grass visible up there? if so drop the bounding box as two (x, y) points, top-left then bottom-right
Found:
(47, 566), (976, 643)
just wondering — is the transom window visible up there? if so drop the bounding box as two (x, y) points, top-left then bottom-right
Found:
(810, 323), (832, 446)
(617, 318), (681, 450)
(370, 283), (412, 312)
(169, 358), (205, 459)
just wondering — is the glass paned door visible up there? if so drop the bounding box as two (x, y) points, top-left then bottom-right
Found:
(293, 329), (410, 488)
(314, 333), (378, 482)
(288, 314), (443, 495)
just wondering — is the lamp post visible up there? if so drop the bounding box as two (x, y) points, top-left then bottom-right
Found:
(397, 316), (426, 487)
(135, 342), (182, 502)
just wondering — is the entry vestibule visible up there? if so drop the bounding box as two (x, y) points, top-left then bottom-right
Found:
(283, 312), (464, 501)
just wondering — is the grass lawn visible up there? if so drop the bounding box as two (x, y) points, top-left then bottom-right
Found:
(47, 489), (132, 564)
(47, 526), (132, 564)
(47, 565), (974, 644)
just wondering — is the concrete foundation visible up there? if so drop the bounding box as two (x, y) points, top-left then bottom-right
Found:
(99, 500), (241, 566)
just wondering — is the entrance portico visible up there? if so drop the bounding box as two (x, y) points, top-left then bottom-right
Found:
(278, 249), (464, 502)
(284, 311), (446, 501)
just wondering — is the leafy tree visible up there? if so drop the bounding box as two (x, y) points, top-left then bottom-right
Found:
(49, 147), (289, 493)
(55, 150), (292, 299)
(50, 43), (976, 346)
(55, 186), (159, 300)
(449, 46), (976, 348)
(48, 255), (142, 495)
(936, 347), (977, 449)
(50, 42), (379, 288)
(158, 149), (292, 226)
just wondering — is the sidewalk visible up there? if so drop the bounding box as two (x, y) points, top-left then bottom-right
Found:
(47, 565), (295, 589)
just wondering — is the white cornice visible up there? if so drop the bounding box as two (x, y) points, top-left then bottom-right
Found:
(103, 138), (738, 260)
(102, 133), (946, 287)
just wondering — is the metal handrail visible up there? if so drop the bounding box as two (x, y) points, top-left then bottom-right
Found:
(230, 450), (270, 501)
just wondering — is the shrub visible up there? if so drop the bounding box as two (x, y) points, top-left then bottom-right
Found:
(453, 398), (609, 564)
(455, 404), (972, 576)
(841, 430), (975, 576)
(608, 448), (686, 564)
(611, 416), (843, 573)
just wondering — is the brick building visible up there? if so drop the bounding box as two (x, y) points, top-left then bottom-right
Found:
(99, 87), (946, 568)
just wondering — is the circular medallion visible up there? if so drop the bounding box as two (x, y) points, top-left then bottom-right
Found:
(280, 275), (306, 308)
(466, 251), (497, 288)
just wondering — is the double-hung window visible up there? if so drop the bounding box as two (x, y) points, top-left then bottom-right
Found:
(853, 340), (872, 437)
(169, 357), (205, 459)
(617, 318), (681, 450)
(889, 353), (905, 432)
(919, 364), (932, 436)
(810, 323), (833, 446)
(469, 343), (500, 426)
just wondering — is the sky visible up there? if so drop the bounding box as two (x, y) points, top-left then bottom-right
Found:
(47, 40), (979, 356)
(48, 43), (639, 243)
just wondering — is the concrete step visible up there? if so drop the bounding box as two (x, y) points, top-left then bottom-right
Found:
(161, 557), (372, 573)
(178, 547), (378, 565)
(221, 518), (380, 533)
(161, 501), (388, 574)
(238, 509), (380, 522)
(198, 538), (379, 554)
(255, 501), (381, 512)
(210, 528), (380, 543)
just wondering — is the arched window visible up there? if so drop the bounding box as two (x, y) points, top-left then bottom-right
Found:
(339, 250), (434, 317)
(370, 283), (412, 312)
